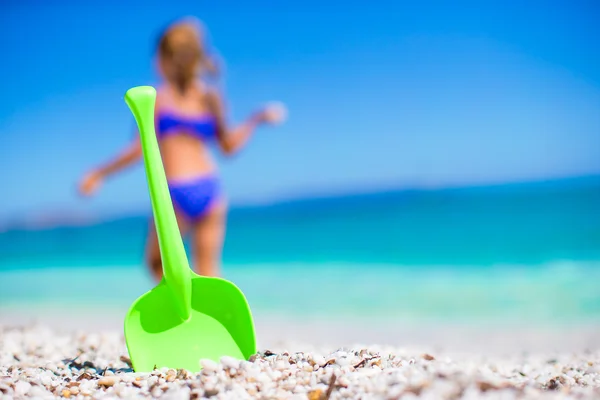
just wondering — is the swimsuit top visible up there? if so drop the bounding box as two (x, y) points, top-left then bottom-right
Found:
(156, 111), (218, 142)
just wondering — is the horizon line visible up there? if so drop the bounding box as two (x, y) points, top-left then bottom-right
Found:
(2, 172), (598, 232)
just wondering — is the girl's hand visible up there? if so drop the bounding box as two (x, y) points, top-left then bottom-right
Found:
(79, 170), (103, 197)
(259, 102), (287, 125)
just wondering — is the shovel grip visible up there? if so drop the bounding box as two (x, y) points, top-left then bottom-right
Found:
(125, 86), (192, 322)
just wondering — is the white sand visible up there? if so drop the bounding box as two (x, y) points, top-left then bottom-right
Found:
(1, 324), (599, 399)
(1, 305), (599, 355)
(1, 306), (600, 399)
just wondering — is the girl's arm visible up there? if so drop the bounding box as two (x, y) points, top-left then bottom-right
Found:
(79, 139), (142, 196)
(96, 140), (143, 178)
(206, 88), (276, 156)
(80, 88), (164, 196)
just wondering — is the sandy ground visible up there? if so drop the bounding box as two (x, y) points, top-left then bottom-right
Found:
(1, 305), (598, 357)
(1, 322), (600, 399)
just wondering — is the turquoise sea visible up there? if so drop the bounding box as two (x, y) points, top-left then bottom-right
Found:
(1, 175), (599, 324)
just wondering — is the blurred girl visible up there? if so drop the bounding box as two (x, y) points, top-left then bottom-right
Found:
(79, 18), (286, 281)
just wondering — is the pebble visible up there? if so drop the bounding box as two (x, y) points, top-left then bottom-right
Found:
(29, 385), (51, 398)
(14, 381), (31, 396)
(221, 355), (240, 369)
(1, 325), (599, 399)
(98, 376), (117, 387)
(199, 358), (219, 372)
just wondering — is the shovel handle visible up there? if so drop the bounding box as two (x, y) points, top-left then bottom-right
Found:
(125, 86), (192, 322)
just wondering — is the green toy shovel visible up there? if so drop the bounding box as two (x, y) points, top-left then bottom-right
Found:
(123, 86), (256, 372)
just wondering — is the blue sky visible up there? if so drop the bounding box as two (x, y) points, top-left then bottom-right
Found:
(1, 0), (599, 220)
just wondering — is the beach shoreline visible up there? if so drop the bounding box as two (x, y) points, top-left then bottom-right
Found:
(2, 298), (600, 398)
(2, 305), (599, 356)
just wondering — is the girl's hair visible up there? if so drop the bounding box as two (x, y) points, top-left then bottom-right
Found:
(156, 18), (219, 93)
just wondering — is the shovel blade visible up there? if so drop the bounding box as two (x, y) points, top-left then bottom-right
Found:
(124, 275), (256, 372)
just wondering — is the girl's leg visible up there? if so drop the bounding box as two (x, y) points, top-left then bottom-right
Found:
(191, 201), (227, 277)
(144, 211), (190, 282)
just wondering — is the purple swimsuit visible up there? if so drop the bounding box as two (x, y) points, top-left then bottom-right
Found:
(156, 111), (221, 220)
